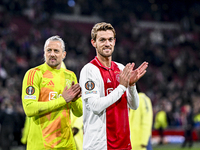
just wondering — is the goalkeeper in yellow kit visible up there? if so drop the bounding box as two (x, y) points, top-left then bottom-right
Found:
(129, 91), (153, 150)
(21, 35), (82, 150)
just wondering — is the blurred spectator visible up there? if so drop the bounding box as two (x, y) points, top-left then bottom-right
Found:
(13, 104), (26, 147)
(181, 104), (194, 148)
(154, 101), (168, 145)
(172, 98), (182, 126)
(0, 100), (16, 150)
(194, 112), (200, 127)
(194, 111), (200, 141)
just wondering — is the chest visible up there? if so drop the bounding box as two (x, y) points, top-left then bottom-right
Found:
(40, 71), (72, 92)
(98, 67), (120, 92)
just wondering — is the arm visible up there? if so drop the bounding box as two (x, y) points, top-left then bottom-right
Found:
(80, 64), (129, 114)
(70, 72), (83, 117)
(126, 85), (139, 110)
(126, 62), (148, 110)
(22, 68), (81, 117)
(22, 69), (67, 117)
(129, 61), (148, 86)
(71, 97), (82, 117)
(87, 85), (126, 114)
(22, 98), (67, 117)
(21, 116), (31, 144)
(116, 62), (140, 110)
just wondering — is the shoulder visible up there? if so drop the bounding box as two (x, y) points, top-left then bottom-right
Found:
(138, 93), (146, 99)
(24, 65), (42, 77)
(139, 93), (151, 102)
(64, 68), (76, 76)
(79, 63), (102, 84)
(62, 68), (78, 82)
(22, 65), (43, 86)
(80, 63), (99, 74)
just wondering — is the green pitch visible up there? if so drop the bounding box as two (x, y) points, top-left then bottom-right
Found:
(153, 142), (200, 150)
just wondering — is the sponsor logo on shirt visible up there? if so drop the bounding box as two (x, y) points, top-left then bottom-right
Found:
(85, 81), (95, 91)
(106, 88), (113, 95)
(24, 95), (36, 100)
(85, 91), (97, 95)
(26, 86), (35, 95)
(49, 92), (62, 101)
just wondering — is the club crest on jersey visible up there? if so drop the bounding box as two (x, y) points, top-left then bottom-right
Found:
(116, 74), (120, 82)
(85, 81), (95, 91)
(66, 79), (71, 87)
(26, 86), (35, 95)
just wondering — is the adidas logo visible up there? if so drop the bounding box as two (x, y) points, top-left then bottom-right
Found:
(107, 78), (111, 83)
(47, 80), (55, 87)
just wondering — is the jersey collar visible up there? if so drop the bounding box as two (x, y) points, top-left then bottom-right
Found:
(94, 56), (114, 71)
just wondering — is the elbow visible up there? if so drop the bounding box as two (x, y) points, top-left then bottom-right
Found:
(23, 105), (36, 117)
(134, 103), (139, 110)
(128, 93), (139, 110)
(92, 108), (103, 115)
(24, 110), (35, 117)
(76, 113), (82, 117)
(130, 102), (139, 110)
(131, 106), (138, 110)
(77, 110), (83, 117)
(73, 111), (83, 117)
(22, 101), (37, 117)
(86, 98), (104, 115)
(91, 106), (104, 115)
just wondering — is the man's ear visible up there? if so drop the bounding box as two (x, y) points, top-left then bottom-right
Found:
(91, 39), (96, 48)
(62, 51), (66, 59)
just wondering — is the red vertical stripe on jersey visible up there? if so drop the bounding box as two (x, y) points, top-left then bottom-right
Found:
(27, 69), (36, 86)
(27, 70), (31, 85)
(90, 57), (131, 150)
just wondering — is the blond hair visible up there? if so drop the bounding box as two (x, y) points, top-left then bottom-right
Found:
(44, 35), (65, 51)
(91, 22), (116, 41)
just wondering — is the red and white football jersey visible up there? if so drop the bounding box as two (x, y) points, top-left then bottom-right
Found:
(79, 57), (139, 150)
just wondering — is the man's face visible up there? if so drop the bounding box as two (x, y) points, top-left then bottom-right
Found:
(44, 40), (66, 69)
(91, 30), (116, 58)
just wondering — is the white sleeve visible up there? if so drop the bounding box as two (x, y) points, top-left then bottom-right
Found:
(115, 62), (139, 110)
(79, 63), (127, 114)
(87, 84), (126, 114)
(126, 85), (139, 110)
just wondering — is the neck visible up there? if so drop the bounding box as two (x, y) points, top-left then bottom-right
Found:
(46, 62), (61, 70)
(97, 55), (112, 68)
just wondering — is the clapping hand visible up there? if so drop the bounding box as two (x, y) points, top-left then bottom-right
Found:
(62, 81), (82, 103)
(129, 61), (148, 86)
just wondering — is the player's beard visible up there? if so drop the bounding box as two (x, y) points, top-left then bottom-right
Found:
(97, 46), (113, 58)
(47, 57), (60, 68)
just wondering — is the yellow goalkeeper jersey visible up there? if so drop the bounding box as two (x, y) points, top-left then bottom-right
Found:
(129, 93), (153, 150)
(21, 62), (82, 150)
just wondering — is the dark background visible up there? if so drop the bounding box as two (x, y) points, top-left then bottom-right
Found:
(0, 0), (200, 147)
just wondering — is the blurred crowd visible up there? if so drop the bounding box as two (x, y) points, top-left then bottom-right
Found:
(0, 0), (200, 148)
